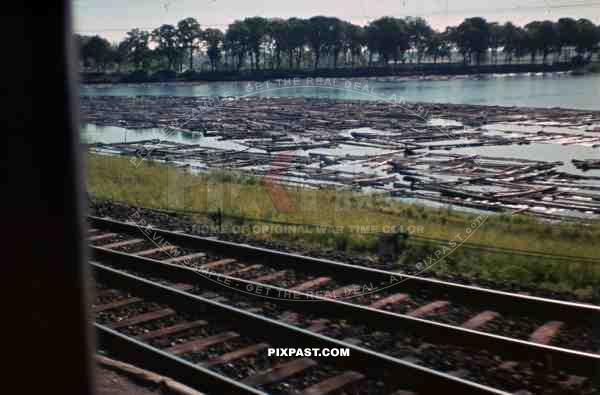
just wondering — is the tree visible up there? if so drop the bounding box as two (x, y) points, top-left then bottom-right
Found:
(75, 34), (87, 68)
(307, 16), (337, 69)
(111, 42), (127, 72)
(453, 17), (490, 65)
(557, 18), (578, 61)
(268, 19), (290, 69)
(425, 31), (451, 64)
(328, 18), (346, 68)
(442, 27), (456, 63)
(224, 20), (249, 70)
(574, 19), (600, 58)
(366, 17), (409, 65)
(513, 27), (530, 62)
(488, 22), (502, 64)
(286, 18), (308, 69)
(177, 18), (202, 71)
(407, 17), (434, 64)
(501, 22), (523, 64)
(81, 35), (112, 71)
(344, 24), (365, 67)
(524, 21), (558, 64)
(597, 24), (600, 61)
(121, 29), (150, 70)
(78, 15), (600, 73)
(151, 24), (181, 70)
(203, 28), (224, 71)
(242, 17), (268, 70)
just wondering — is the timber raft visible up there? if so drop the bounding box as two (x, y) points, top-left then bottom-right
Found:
(81, 96), (600, 220)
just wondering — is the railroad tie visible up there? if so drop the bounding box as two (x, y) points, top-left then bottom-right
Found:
(211, 296), (229, 303)
(290, 277), (332, 292)
(101, 238), (145, 249)
(400, 356), (422, 365)
(172, 283), (195, 292)
(407, 300), (449, 318)
(92, 297), (143, 313)
(166, 331), (240, 355)
(134, 245), (179, 257)
(447, 369), (470, 378)
(163, 252), (206, 264)
(199, 291), (220, 299)
(136, 320), (208, 341)
(201, 342), (271, 367)
(529, 321), (564, 344)
(300, 371), (365, 395)
(252, 270), (288, 283)
(108, 308), (176, 329)
(279, 311), (301, 324)
(559, 375), (588, 388)
(224, 264), (263, 277)
(328, 284), (361, 299)
(306, 319), (330, 333)
(241, 358), (318, 386)
(95, 289), (119, 298)
(198, 258), (237, 270)
(461, 311), (500, 330)
(89, 233), (118, 242)
(369, 293), (410, 309)
(498, 361), (519, 370)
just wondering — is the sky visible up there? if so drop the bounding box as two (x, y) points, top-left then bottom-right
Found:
(73, 0), (600, 42)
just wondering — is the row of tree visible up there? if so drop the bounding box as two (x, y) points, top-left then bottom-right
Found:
(77, 16), (600, 72)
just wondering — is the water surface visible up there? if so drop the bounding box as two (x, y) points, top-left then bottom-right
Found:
(81, 73), (600, 110)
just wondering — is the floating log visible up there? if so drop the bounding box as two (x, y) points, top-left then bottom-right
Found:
(493, 186), (557, 198)
(572, 159), (600, 170)
(353, 175), (397, 186)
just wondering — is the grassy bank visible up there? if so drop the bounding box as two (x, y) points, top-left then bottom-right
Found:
(572, 63), (600, 75)
(81, 63), (577, 84)
(87, 153), (600, 299)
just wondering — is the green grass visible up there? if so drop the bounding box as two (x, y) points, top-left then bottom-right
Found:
(588, 63), (600, 73)
(87, 153), (600, 299)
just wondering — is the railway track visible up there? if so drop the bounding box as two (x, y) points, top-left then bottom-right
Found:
(88, 215), (600, 394)
(93, 263), (505, 394)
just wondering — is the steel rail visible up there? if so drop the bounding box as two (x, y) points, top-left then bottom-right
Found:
(92, 262), (509, 394)
(95, 323), (266, 394)
(88, 216), (600, 325)
(91, 246), (600, 378)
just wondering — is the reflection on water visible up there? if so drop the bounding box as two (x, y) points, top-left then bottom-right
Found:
(82, 122), (599, 177)
(80, 123), (205, 145)
(81, 123), (261, 152)
(443, 143), (600, 177)
(81, 73), (600, 110)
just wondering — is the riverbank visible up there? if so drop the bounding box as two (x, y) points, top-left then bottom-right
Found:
(82, 62), (579, 84)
